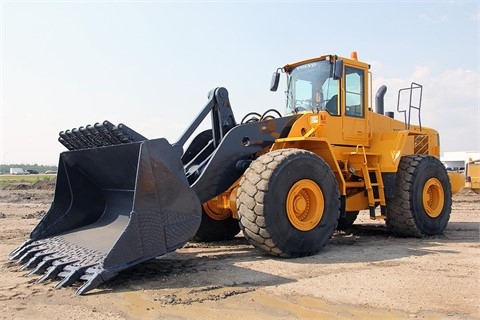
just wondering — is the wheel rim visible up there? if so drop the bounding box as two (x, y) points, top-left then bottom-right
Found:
(203, 200), (232, 221)
(286, 179), (324, 231)
(422, 178), (445, 218)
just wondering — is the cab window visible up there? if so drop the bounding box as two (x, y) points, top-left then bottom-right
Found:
(286, 60), (340, 115)
(345, 67), (364, 117)
(322, 78), (339, 115)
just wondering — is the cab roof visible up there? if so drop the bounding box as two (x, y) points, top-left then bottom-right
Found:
(282, 52), (370, 73)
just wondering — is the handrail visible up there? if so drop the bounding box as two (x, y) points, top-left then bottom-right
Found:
(354, 144), (368, 165)
(396, 82), (423, 130)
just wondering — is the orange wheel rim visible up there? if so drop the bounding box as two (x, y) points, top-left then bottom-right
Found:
(203, 200), (232, 221)
(422, 178), (444, 218)
(286, 179), (324, 231)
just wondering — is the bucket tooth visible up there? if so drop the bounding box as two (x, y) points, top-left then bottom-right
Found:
(28, 256), (64, 276)
(37, 260), (78, 283)
(10, 243), (40, 261)
(9, 240), (33, 258)
(16, 248), (44, 264)
(55, 272), (79, 289)
(20, 252), (51, 271)
(55, 265), (92, 289)
(76, 273), (106, 296)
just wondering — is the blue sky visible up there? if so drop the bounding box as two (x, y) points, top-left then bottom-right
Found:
(0, 0), (479, 165)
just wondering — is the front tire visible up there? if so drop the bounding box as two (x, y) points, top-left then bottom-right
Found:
(386, 155), (452, 237)
(237, 149), (340, 257)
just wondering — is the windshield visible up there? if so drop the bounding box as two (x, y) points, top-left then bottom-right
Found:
(286, 60), (339, 115)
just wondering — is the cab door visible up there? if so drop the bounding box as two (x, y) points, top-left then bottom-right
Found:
(341, 66), (368, 145)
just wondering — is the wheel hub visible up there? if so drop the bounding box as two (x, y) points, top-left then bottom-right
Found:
(293, 190), (309, 215)
(203, 198), (232, 221)
(422, 178), (445, 218)
(286, 179), (324, 231)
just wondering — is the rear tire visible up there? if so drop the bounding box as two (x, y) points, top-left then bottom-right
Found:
(237, 149), (340, 257)
(386, 155), (452, 237)
(336, 211), (359, 230)
(193, 206), (240, 242)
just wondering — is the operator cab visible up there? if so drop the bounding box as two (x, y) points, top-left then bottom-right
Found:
(271, 52), (369, 145)
(271, 53), (366, 120)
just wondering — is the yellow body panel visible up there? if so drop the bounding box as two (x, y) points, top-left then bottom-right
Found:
(448, 172), (465, 194)
(466, 159), (480, 193)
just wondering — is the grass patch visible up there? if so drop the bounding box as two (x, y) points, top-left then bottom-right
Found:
(0, 174), (56, 189)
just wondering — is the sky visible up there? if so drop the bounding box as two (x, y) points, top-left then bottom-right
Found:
(0, 0), (479, 165)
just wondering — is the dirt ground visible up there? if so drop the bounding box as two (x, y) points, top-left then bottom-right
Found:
(0, 186), (478, 320)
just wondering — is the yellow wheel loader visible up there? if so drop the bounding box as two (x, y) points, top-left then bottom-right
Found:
(10, 52), (463, 294)
(466, 158), (480, 193)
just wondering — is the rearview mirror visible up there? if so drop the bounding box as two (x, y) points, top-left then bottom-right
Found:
(270, 70), (280, 92)
(333, 59), (343, 80)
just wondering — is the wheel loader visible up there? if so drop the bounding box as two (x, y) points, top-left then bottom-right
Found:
(465, 158), (480, 193)
(10, 52), (464, 295)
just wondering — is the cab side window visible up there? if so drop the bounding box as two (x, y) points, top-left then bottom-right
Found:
(345, 67), (364, 117)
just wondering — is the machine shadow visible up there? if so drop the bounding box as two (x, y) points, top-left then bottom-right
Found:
(87, 218), (478, 296)
(89, 237), (292, 295)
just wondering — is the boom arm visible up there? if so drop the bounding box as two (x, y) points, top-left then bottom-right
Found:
(177, 87), (299, 202)
(173, 87), (236, 154)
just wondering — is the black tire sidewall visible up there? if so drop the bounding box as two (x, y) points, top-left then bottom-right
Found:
(410, 157), (451, 235)
(193, 210), (240, 242)
(337, 211), (359, 230)
(262, 153), (339, 256)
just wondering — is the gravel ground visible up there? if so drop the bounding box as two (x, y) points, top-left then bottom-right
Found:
(0, 187), (479, 319)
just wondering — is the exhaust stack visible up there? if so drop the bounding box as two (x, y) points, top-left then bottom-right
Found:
(375, 85), (388, 115)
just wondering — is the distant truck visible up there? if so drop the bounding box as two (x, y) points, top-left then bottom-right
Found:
(9, 168), (30, 175)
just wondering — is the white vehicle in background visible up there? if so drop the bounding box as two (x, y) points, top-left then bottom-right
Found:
(9, 168), (30, 175)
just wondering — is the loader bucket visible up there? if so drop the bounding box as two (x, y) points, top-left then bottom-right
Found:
(10, 138), (201, 295)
